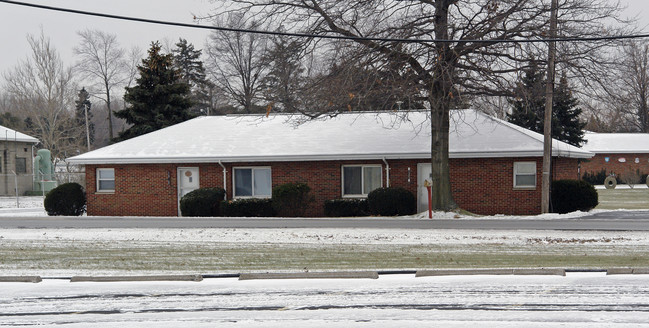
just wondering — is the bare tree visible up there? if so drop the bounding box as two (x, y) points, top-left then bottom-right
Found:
(599, 40), (649, 133)
(2, 30), (80, 160)
(205, 13), (268, 113)
(204, 0), (626, 211)
(74, 29), (130, 141)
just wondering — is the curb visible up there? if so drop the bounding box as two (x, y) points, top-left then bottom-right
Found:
(607, 268), (649, 275)
(70, 274), (203, 282)
(0, 276), (42, 283)
(416, 268), (566, 277)
(239, 271), (379, 280)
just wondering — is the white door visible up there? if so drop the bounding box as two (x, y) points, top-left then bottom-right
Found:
(177, 167), (199, 216)
(417, 163), (432, 213)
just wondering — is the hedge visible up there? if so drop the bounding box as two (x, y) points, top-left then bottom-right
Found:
(367, 187), (416, 216)
(180, 187), (226, 217)
(220, 198), (275, 217)
(44, 182), (86, 216)
(324, 199), (369, 217)
(551, 179), (599, 214)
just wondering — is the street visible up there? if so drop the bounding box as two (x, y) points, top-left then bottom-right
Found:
(2, 272), (649, 327)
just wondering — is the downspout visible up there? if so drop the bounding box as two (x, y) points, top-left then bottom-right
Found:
(218, 161), (227, 200)
(382, 158), (390, 188)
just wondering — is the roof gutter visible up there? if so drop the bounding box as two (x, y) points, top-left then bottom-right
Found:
(382, 158), (390, 188)
(218, 161), (227, 200)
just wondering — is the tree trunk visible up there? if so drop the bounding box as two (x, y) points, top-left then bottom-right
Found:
(429, 0), (457, 212)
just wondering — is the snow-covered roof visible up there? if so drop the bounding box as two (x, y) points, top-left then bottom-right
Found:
(0, 125), (39, 144)
(68, 109), (592, 165)
(582, 132), (649, 154)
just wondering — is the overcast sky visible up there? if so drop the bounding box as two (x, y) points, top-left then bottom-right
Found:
(0, 0), (648, 78)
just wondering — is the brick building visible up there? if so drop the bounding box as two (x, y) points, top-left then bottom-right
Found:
(580, 132), (649, 184)
(68, 110), (592, 217)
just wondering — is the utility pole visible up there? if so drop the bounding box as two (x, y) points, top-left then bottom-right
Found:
(542, 0), (558, 213)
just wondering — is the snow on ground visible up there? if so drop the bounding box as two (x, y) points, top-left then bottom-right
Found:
(3, 273), (649, 327)
(0, 194), (625, 220)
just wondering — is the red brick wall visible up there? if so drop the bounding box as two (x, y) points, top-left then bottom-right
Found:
(85, 157), (581, 217)
(580, 153), (649, 179)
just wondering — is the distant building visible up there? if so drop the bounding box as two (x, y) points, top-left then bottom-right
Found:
(581, 132), (649, 182)
(0, 126), (40, 196)
(69, 110), (592, 217)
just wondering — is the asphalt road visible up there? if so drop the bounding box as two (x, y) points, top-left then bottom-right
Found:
(2, 273), (649, 327)
(0, 210), (649, 230)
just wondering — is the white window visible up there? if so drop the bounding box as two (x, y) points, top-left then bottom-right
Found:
(513, 162), (536, 189)
(342, 165), (382, 197)
(233, 167), (271, 198)
(96, 168), (115, 192)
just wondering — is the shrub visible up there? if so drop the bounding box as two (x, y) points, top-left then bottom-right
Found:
(581, 169), (608, 185)
(44, 182), (86, 216)
(367, 187), (416, 216)
(180, 187), (226, 217)
(272, 182), (314, 217)
(220, 198), (275, 217)
(551, 179), (598, 214)
(324, 199), (369, 217)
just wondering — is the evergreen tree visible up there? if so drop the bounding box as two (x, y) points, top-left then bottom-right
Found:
(172, 38), (213, 116)
(553, 72), (586, 147)
(115, 42), (193, 141)
(507, 61), (586, 147)
(261, 35), (305, 112)
(74, 87), (95, 148)
(507, 59), (546, 133)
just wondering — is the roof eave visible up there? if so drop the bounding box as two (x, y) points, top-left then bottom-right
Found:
(67, 149), (593, 165)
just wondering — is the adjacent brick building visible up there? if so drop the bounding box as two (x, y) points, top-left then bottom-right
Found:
(69, 110), (593, 217)
(580, 132), (649, 184)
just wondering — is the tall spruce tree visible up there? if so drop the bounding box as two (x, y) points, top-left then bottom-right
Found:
(552, 72), (586, 147)
(507, 61), (586, 147)
(172, 38), (212, 115)
(115, 42), (193, 141)
(74, 87), (94, 149)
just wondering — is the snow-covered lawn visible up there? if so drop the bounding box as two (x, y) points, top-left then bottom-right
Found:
(0, 191), (647, 276)
(3, 273), (649, 327)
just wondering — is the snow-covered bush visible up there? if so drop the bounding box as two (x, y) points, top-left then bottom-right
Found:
(272, 182), (313, 217)
(324, 199), (369, 217)
(367, 187), (416, 216)
(180, 187), (225, 217)
(220, 199), (275, 217)
(44, 182), (86, 216)
(551, 179), (598, 214)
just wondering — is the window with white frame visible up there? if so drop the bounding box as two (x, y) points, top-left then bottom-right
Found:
(233, 167), (271, 198)
(513, 162), (536, 189)
(342, 165), (382, 197)
(96, 168), (115, 192)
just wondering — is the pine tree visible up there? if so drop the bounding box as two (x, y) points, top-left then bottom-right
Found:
(261, 36), (305, 112)
(508, 61), (586, 147)
(74, 87), (94, 149)
(507, 59), (546, 133)
(115, 42), (194, 141)
(172, 39), (213, 116)
(552, 72), (586, 146)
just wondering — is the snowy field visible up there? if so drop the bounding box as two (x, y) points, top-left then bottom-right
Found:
(3, 273), (649, 327)
(0, 193), (648, 276)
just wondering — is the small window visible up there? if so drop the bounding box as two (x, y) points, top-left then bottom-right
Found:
(514, 162), (536, 189)
(233, 167), (271, 198)
(15, 157), (26, 174)
(342, 165), (382, 197)
(97, 168), (115, 192)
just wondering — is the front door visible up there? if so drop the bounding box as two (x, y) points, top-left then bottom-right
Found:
(417, 163), (432, 213)
(177, 167), (199, 216)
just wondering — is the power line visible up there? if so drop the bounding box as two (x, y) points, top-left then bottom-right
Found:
(2, 0), (649, 44)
